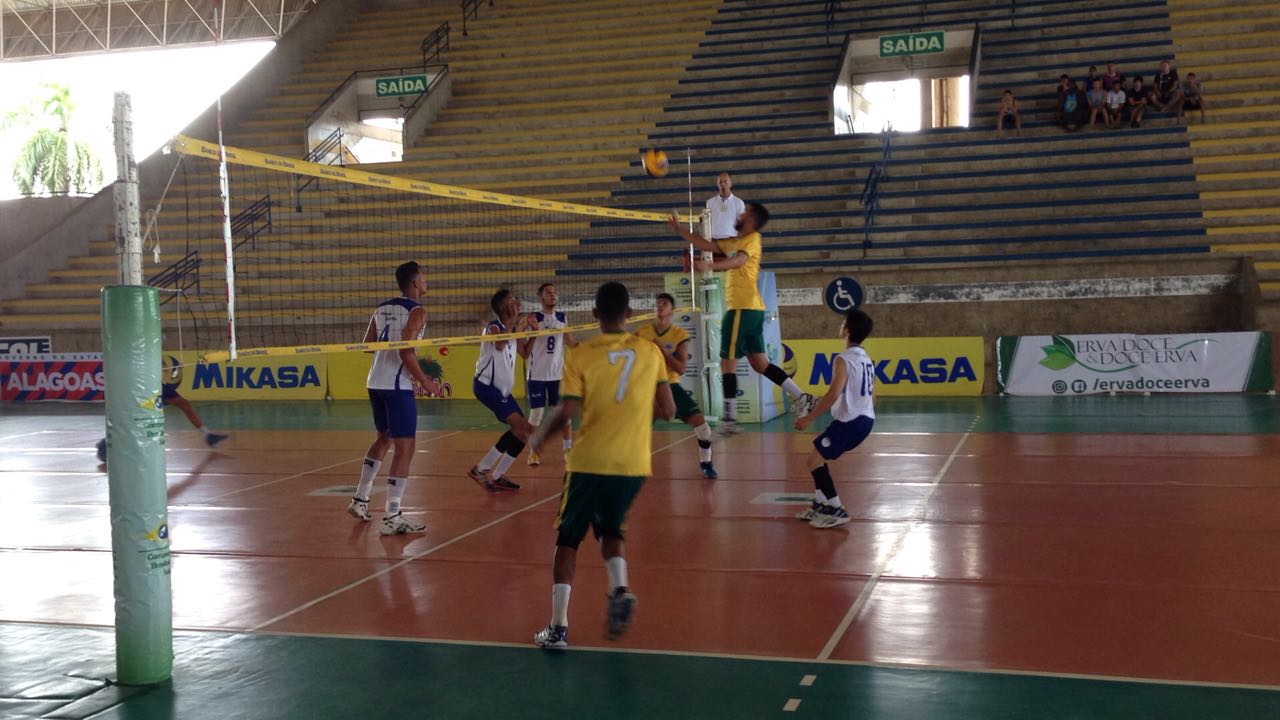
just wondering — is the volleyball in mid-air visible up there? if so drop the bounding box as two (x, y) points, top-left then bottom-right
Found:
(641, 148), (670, 178)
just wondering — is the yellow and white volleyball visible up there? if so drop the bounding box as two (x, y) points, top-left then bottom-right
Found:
(641, 148), (670, 178)
(163, 355), (184, 384)
(781, 344), (798, 378)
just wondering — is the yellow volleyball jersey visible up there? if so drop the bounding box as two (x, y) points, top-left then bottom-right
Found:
(634, 323), (689, 384)
(718, 231), (765, 310)
(562, 331), (668, 476)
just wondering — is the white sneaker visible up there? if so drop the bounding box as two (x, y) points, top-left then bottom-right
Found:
(809, 504), (851, 529)
(794, 393), (820, 417)
(716, 419), (740, 437)
(347, 497), (371, 522)
(380, 512), (425, 535)
(795, 501), (821, 521)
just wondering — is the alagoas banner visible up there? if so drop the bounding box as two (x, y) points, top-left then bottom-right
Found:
(997, 332), (1273, 396)
(1, 353), (106, 401)
(785, 338), (984, 397)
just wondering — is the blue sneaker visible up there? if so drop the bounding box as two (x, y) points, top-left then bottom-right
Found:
(700, 461), (718, 479)
(534, 624), (568, 649)
(96, 438), (107, 463)
(605, 587), (637, 640)
(205, 432), (229, 448)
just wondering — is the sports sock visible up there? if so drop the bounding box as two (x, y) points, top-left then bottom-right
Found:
(356, 457), (381, 500)
(722, 373), (738, 420)
(551, 583), (571, 627)
(493, 452), (517, 478)
(605, 556), (628, 594)
(694, 423), (713, 462)
(528, 407), (544, 427)
(386, 476), (407, 515)
(478, 446), (502, 472)
(562, 437), (573, 452)
(811, 464), (840, 507)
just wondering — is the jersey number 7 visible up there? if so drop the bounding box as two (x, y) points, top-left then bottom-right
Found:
(607, 349), (637, 403)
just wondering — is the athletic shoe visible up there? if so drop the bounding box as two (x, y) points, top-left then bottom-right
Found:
(468, 465), (497, 492)
(380, 512), (426, 535)
(605, 587), (637, 640)
(491, 476), (521, 492)
(795, 501), (822, 521)
(809, 504), (851, 529)
(716, 419), (740, 438)
(205, 432), (229, 448)
(96, 438), (107, 463)
(347, 496), (371, 522)
(700, 461), (718, 479)
(794, 393), (820, 417)
(534, 624), (568, 649)
(527, 450), (541, 467)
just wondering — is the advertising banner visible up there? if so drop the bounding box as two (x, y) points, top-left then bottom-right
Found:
(326, 344), (528, 401)
(1, 353), (105, 401)
(786, 337), (984, 397)
(168, 351), (327, 401)
(996, 332), (1273, 396)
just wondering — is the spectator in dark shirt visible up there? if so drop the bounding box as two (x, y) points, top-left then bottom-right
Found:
(1054, 74), (1072, 126)
(1102, 62), (1123, 92)
(1127, 77), (1149, 127)
(1150, 60), (1184, 113)
(1084, 65), (1102, 92)
(1060, 80), (1089, 132)
(1181, 72), (1207, 123)
(996, 89), (1021, 136)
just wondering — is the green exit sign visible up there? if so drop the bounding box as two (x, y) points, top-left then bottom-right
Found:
(375, 74), (428, 98)
(879, 31), (945, 58)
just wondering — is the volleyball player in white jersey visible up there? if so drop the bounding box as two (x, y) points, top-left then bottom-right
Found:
(347, 261), (440, 535)
(469, 288), (536, 492)
(793, 308), (876, 529)
(521, 282), (575, 466)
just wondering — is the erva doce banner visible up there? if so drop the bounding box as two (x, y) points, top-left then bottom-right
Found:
(997, 332), (1273, 396)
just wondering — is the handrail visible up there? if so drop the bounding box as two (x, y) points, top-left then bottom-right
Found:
(305, 64), (446, 130)
(298, 127), (344, 208)
(824, 0), (841, 44)
(421, 21), (450, 65)
(147, 250), (201, 305)
(231, 194), (273, 251)
(460, 0), (493, 37)
(858, 125), (893, 253)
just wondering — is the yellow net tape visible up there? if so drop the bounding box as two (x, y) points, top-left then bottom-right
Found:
(172, 135), (695, 224)
(202, 307), (699, 363)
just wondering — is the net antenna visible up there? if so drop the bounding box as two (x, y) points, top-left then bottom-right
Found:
(684, 147), (699, 310)
(212, 1), (238, 362)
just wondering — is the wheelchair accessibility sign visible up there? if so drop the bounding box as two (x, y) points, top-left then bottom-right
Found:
(824, 277), (863, 314)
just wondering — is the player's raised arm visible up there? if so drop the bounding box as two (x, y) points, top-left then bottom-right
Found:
(795, 359), (846, 431)
(667, 212), (721, 254)
(693, 253), (748, 273)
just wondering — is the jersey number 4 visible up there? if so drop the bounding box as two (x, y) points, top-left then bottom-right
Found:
(607, 349), (637, 403)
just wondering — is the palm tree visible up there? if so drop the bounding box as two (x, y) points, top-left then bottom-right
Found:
(5, 83), (102, 196)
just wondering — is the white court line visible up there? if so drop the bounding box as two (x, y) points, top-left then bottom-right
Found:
(816, 417), (978, 661)
(782, 698), (801, 712)
(800, 674), (816, 686)
(249, 432), (695, 632)
(203, 429), (464, 501)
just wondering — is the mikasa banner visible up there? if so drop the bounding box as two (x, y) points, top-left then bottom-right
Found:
(997, 332), (1273, 396)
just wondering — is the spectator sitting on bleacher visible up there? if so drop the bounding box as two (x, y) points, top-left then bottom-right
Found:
(1127, 77), (1149, 128)
(1087, 81), (1108, 129)
(996, 89), (1021, 136)
(1181, 72), (1207, 123)
(1054, 74), (1072, 126)
(1102, 62), (1123, 92)
(1150, 60), (1184, 114)
(1059, 80), (1089, 132)
(1084, 65), (1102, 92)
(1106, 82), (1126, 129)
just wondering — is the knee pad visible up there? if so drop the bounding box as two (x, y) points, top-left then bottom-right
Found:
(694, 423), (713, 443)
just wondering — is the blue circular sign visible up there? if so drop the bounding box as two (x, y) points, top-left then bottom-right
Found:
(824, 277), (863, 314)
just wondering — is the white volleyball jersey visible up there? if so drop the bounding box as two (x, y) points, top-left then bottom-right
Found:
(527, 310), (567, 381)
(831, 345), (876, 423)
(475, 319), (517, 396)
(367, 297), (424, 391)
(706, 193), (746, 240)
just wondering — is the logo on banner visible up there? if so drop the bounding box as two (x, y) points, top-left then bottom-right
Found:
(823, 277), (863, 314)
(192, 362), (322, 389)
(1039, 334), (1213, 373)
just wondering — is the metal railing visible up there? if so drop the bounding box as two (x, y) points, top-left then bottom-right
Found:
(297, 127), (344, 208)
(859, 126), (893, 253)
(147, 250), (201, 305)
(231, 194), (273, 251)
(824, 0), (841, 44)
(460, 0), (493, 36)
(422, 21), (450, 65)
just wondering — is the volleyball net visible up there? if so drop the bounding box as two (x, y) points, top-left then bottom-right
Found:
(156, 135), (702, 362)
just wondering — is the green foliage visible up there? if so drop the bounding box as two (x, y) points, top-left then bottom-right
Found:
(6, 83), (102, 196)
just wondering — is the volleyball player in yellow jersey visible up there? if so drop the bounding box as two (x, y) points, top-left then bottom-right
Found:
(528, 281), (675, 649)
(635, 292), (718, 479)
(668, 202), (818, 435)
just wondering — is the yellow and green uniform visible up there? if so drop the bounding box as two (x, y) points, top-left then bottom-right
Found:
(555, 331), (667, 543)
(716, 231), (767, 359)
(635, 323), (701, 421)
